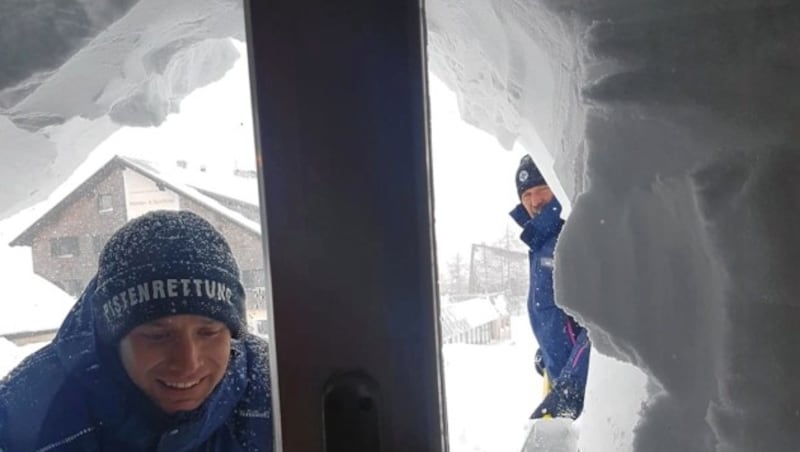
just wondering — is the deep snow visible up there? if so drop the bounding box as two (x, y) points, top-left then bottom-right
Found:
(2, 0), (800, 450)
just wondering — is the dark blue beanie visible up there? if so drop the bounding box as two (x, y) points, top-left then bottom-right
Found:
(92, 210), (247, 343)
(515, 154), (547, 199)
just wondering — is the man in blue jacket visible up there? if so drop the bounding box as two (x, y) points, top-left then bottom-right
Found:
(0, 210), (273, 451)
(510, 155), (590, 420)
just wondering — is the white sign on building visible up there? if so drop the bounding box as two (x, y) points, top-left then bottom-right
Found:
(123, 169), (180, 220)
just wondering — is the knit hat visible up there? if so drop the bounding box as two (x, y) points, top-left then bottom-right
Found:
(92, 210), (247, 344)
(515, 154), (547, 199)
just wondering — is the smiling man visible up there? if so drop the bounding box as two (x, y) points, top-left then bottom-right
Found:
(0, 210), (273, 451)
(118, 315), (234, 415)
(510, 154), (591, 421)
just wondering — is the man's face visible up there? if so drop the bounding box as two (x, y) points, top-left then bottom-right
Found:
(521, 184), (554, 217)
(119, 314), (232, 414)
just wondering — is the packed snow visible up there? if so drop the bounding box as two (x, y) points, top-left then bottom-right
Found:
(0, 0), (245, 218)
(0, 339), (51, 381)
(0, 218), (75, 338)
(427, 1), (800, 451)
(2, 0), (800, 451)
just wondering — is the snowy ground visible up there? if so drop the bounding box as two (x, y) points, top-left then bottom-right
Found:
(0, 211), (75, 378)
(443, 315), (541, 451)
(444, 315), (648, 452)
(0, 339), (50, 379)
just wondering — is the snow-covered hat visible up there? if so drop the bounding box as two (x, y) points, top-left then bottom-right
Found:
(92, 210), (247, 344)
(515, 154), (547, 199)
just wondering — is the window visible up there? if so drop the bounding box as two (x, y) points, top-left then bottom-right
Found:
(256, 320), (269, 335)
(97, 194), (113, 212)
(50, 237), (80, 258)
(242, 268), (266, 288)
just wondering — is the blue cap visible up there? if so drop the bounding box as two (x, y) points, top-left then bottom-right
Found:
(92, 210), (247, 343)
(515, 155), (546, 198)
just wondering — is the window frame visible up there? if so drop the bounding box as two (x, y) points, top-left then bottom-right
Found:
(50, 236), (80, 258)
(97, 193), (114, 213)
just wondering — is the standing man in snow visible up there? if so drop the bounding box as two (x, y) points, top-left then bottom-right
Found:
(0, 210), (272, 451)
(510, 154), (590, 420)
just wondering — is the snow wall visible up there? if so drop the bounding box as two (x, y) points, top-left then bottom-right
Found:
(3, 0), (800, 450)
(428, 1), (800, 451)
(0, 0), (244, 216)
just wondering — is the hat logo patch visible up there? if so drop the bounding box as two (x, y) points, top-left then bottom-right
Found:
(100, 278), (234, 325)
(518, 170), (529, 183)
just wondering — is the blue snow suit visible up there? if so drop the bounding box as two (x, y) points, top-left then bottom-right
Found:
(0, 279), (273, 451)
(510, 198), (590, 419)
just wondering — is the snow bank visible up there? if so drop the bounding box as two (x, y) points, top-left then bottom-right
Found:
(0, 242), (74, 337)
(426, 0), (581, 207)
(0, 338), (52, 379)
(0, 0), (245, 219)
(443, 316), (540, 451)
(429, 1), (800, 450)
(0, 274), (74, 337)
(0, 339), (21, 379)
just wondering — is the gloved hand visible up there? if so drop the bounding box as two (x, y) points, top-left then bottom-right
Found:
(519, 198), (564, 251)
(530, 378), (584, 420)
(509, 203), (531, 227)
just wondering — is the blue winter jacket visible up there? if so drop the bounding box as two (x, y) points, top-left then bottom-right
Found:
(0, 279), (273, 452)
(510, 198), (590, 416)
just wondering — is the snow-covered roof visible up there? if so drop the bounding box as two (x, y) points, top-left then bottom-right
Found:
(440, 296), (505, 339)
(10, 155), (261, 247)
(182, 171), (259, 208)
(125, 158), (260, 207)
(120, 156), (261, 234)
(0, 273), (74, 337)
